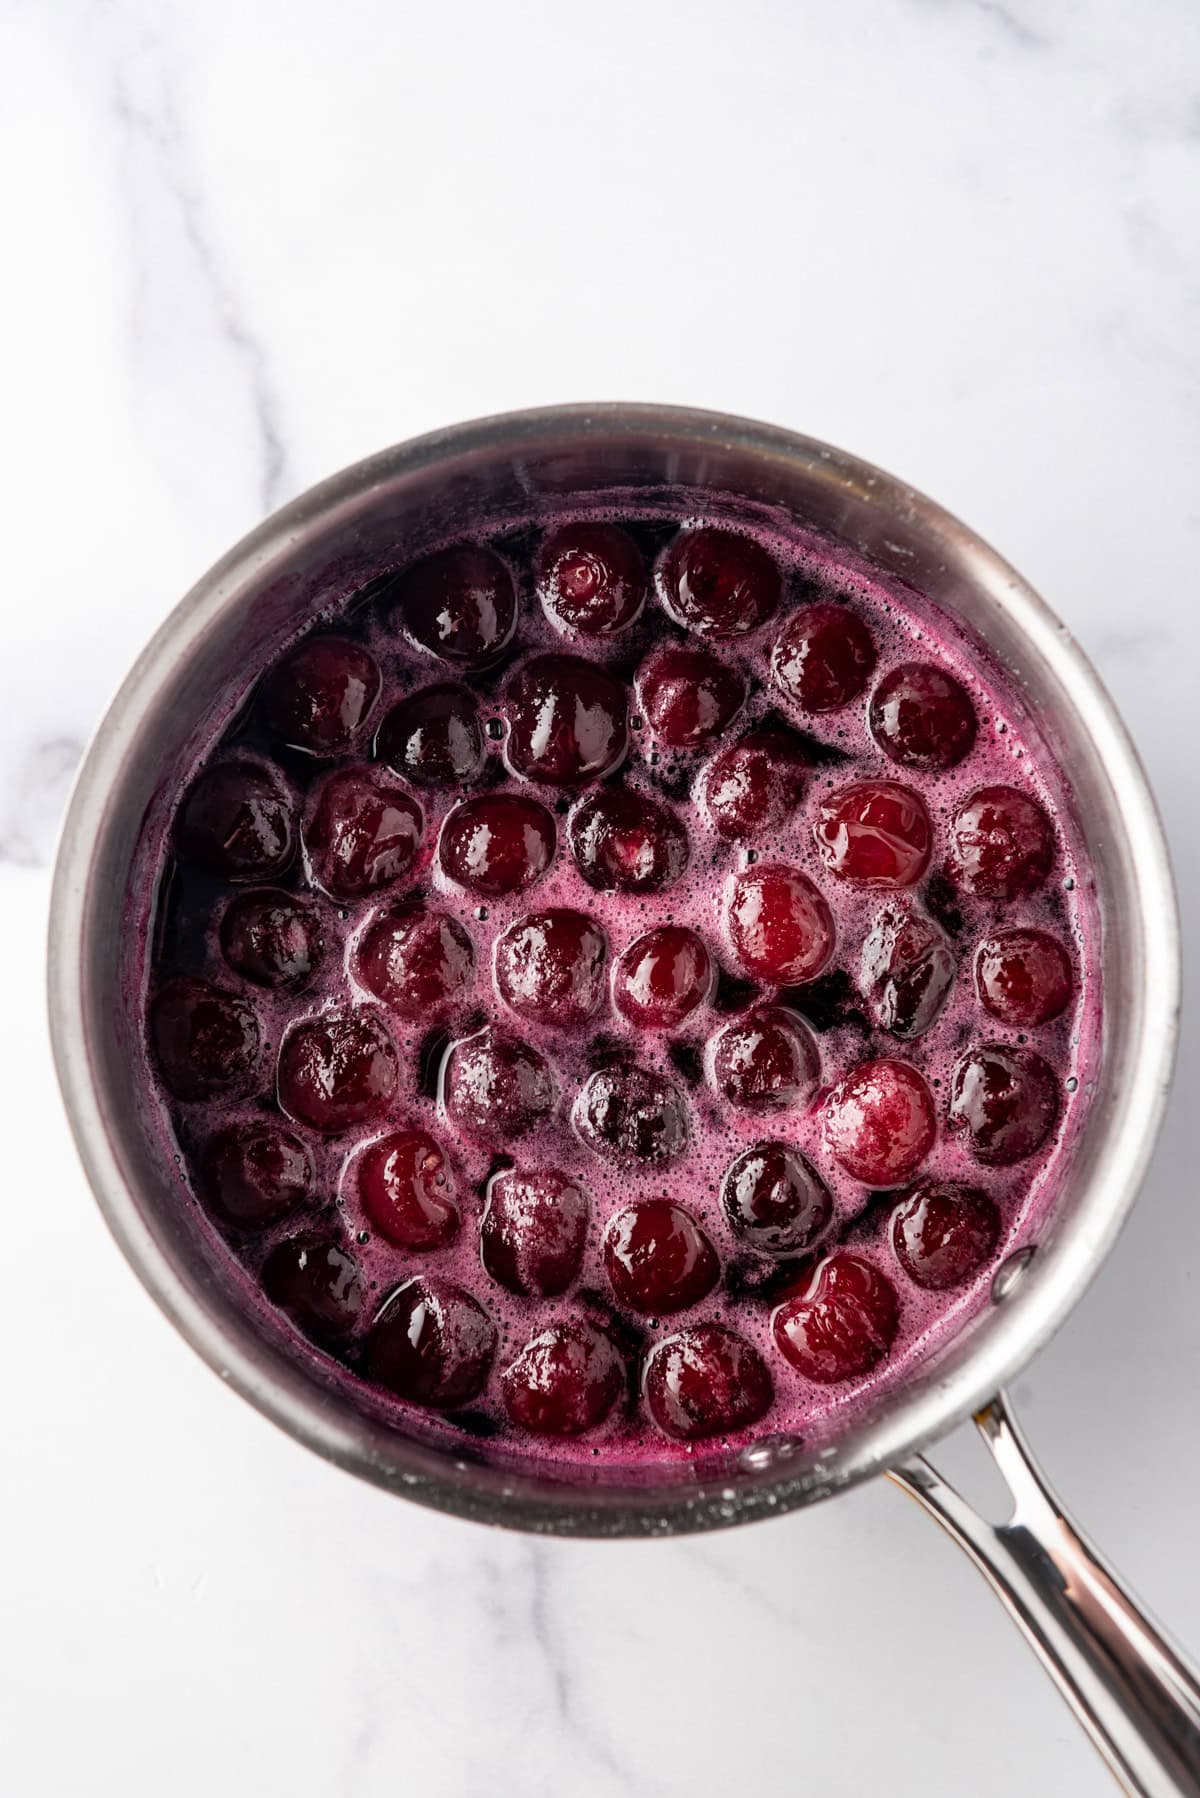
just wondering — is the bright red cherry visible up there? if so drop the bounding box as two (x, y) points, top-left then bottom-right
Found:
(947, 786), (1055, 899)
(656, 526), (781, 638)
(494, 908), (608, 1027)
(644, 1324), (773, 1441)
(366, 1275), (497, 1406)
(974, 929), (1073, 1027)
(441, 1026), (556, 1139)
(862, 902), (956, 1039)
(503, 1320), (625, 1436)
(200, 1120), (314, 1230)
(721, 1142), (832, 1253)
(948, 1044), (1060, 1165)
(771, 602), (877, 713)
(892, 1181), (1001, 1290)
(573, 1065), (690, 1167)
(636, 644), (745, 748)
(611, 926), (712, 1029)
(390, 545), (516, 667)
(480, 1166), (589, 1297)
(357, 1131), (460, 1250)
(869, 663), (977, 771)
(814, 780), (932, 887)
(219, 889), (324, 990)
(303, 766), (422, 900)
(438, 794), (556, 896)
(354, 905), (474, 1017)
(822, 1058), (936, 1186)
(603, 1199), (719, 1314)
(374, 683), (485, 789)
(261, 636), (381, 756)
(150, 977), (260, 1101)
(175, 762), (295, 882)
(773, 1252), (900, 1383)
(261, 1233), (365, 1344)
(709, 1005), (820, 1112)
(536, 522), (647, 638)
(725, 863), (836, 984)
(568, 788), (688, 892)
(276, 1007), (398, 1133)
(503, 654), (628, 785)
(702, 730), (808, 839)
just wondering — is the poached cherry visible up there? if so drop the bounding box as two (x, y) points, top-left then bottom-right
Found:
(603, 1199), (719, 1314)
(438, 793), (556, 896)
(974, 928), (1073, 1027)
(494, 908), (608, 1027)
(200, 1120), (314, 1230)
(354, 904), (475, 1017)
(503, 654), (628, 785)
(869, 662), (976, 771)
(150, 977), (260, 1101)
(773, 1252), (900, 1383)
(390, 545), (516, 667)
(611, 925), (712, 1029)
(635, 644), (745, 749)
(656, 526), (781, 638)
(702, 730), (808, 840)
(303, 766), (422, 900)
(441, 1025), (556, 1139)
(568, 788), (688, 893)
(261, 1233), (365, 1344)
(822, 1057), (936, 1186)
(175, 762), (294, 882)
(536, 522), (647, 638)
(948, 1043), (1060, 1165)
(261, 636), (381, 756)
(861, 902), (956, 1039)
(947, 786), (1054, 900)
(813, 779), (932, 887)
(503, 1320), (624, 1436)
(480, 1166), (589, 1298)
(725, 863), (836, 984)
(573, 1064), (690, 1167)
(219, 888), (324, 990)
(771, 602), (876, 713)
(710, 1005), (821, 1113)
(374, 683), (485, 789)
(892, 1181), (1001, 1290)
(721, 1141), (833, 1253)
(357, 1130), (460, 1250)
(276, 1007), (398, 1133)
(366, 1275), (497, 1407)
(644, 1324), (773, 1441)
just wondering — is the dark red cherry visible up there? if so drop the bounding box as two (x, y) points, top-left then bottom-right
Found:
(869, 662), (977, 771)
(276, 1007), (398, 1133)
(721, 1142), (832, 1253)
(947, 786), (1055, 899)
(603, 1199), (719, 1314)
(303, 766), (422, 900)
(573, 1065), (690, 1167)
(354, 905), (474, 1017)
(200, 1120), (314, 1230)
(656, 526), (781, 638)
(862, 903), (956, 1039)
(503, 1320), (624, 1436)
(568, 788), (689, 893)
(150, 977), (260, 1101)
(261, 1233), (365, 1344)
(709, 1005), (820, 1112)
(644, 1324), (773, 1441)
(892, 1181), (1001, 1290)
(219, 889), (324, 990)
(357, 1130), (460, 1250)
(438, 794), (556, 896)
(948, 1044), (1060, 1165)
(494, 908), (608, 1027)
(974, 929), (1073, 1027)
(702, 730), (807, 839)
(366, 1275), (497, 1407)
(536, 522), (647, 638)
(611, 926), (712, 1029)
(773, 1252), (899, 1383)
(636, 644), (745, 748)
(261, 636), (381, 756)
(822, 1058), (936, 1186)
(813, 780), (932, 887)
(725, 863), (836, 984)
(441, 1026), (556, 1139)
(480, 1166), (589, 1297)
(390, 545), (516, 667)
(771, 602), (877, 713)
(503, 654), (628, 785)
(374, 683), (485, 789)
(175, 762), (294, 882)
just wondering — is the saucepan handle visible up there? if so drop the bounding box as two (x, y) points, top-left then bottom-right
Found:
(890, 1392), (1200, 1795)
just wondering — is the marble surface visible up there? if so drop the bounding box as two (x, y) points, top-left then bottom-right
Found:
(3, 1), (1199, 1792)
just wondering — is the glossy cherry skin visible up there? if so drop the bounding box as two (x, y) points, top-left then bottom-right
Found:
(261, 636), (381, 756)
(974, 929), (1073, 1027)
(725, 863), (836, 984)
(261, 1233), (365, 1344)
(390, 545), (516, 667)
(771, 602), (877, 713)
(773, 1252), (900, 1383)
(276, 1007), (398, 1133)
(721, 1142), (833, 1254)
(149, 977), (260, 1101)
(635, 644), (745, 749)
(814, 780), (932, 888)
(822, 1058), (937, 1186)
(573, 1065), (690, 1167)
(494, 908), (608, 1027)
(611, 926), (712, 1029)
(438, 793), (556, 896)
(603, 1199), (719, 1314)
(219, 888), (324, 990)
(536, 522), (647, 638)
(175, 762), (295, 882)
(568, 788), (689, 893)
(441, 1026), (556, 1139)
(892, 1181), (1001, 1290)
(480, 1166), (589, 1297)
(947, 785), (1055, 899)
(502, 1320), (625, 1436)
(868, 663), (977, 771)
(366, 1275), (497, 1407)
(861, 903), (956, 1039)
(702, 730), (808, 840)
(644, 1324), (773, 1441)
(354, 905), (474, 1017)
(656, 526), (781, 638)
(357, 1130), (460, 1250)
(303, 766), (422, 900)
(948, 1044), (1060, 1165)
(503, 654), (629, 785)
(374, 683), (485, 789)
(710, 1005), (821, 1113)
(200, 1120), (315, 1230)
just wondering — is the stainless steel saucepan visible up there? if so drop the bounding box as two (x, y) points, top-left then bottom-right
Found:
(47, 405), (1198, 1794)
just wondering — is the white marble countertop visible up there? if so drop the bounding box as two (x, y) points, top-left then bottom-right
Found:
(4, 2), (1199, 1792)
